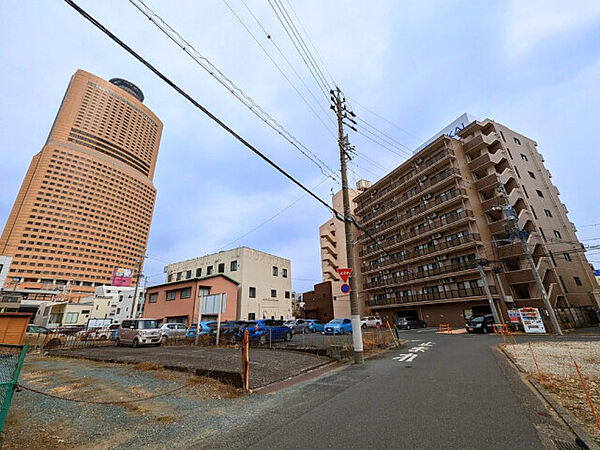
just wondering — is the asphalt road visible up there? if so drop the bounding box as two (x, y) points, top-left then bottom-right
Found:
(198, 328), (579, 450)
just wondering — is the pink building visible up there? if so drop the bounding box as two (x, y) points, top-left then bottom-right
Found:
(143, 275), (239, 325)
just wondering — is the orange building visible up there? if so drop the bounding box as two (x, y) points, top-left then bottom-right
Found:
(0, 70), (162, 298)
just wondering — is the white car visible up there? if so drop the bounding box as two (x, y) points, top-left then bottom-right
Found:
(361, 316), (383, 328)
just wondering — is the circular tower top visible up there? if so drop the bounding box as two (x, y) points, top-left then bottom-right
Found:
(109, 78), (144, 103)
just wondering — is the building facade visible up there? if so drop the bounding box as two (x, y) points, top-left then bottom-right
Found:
(164, 247), (292, 320)
(143, 275), (239, 325)
(0, 70), (162, 298)
(93, 285), (146, 323)
(355, 117), (599, 327)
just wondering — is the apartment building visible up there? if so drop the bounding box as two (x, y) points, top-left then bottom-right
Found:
(93, 285), (146, 322)
(164, 247), (292, 320)
(355, 116), (598, 327)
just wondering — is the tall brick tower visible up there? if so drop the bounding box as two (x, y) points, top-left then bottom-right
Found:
(0, 70), (162, 297)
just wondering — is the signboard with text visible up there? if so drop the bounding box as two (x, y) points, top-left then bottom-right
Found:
(112, 267), (133, 287)
(518, 307), (546, 334)
(507, 310), (521, 323)
(336, 268), (352, 283)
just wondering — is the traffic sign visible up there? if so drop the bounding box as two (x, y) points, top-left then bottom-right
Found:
(336, 268), (352, 283)
(341, 283), (350, 293)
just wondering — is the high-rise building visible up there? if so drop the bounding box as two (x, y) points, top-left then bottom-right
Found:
(0, 70), (163, 298)
(355, 116), (599, 328)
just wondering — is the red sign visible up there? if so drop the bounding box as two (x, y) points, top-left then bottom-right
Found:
(112, 267), (133, 287)
(336, 268), (352, 283)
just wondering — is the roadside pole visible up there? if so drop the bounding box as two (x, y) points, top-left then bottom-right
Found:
(493, 268), (508, 323)
(332, 87), (363, 364)
(215, 293), (223, 345)
(195, 294), (204, 346)
(130, 254), (145, 319)
(476, 260), (501, 324)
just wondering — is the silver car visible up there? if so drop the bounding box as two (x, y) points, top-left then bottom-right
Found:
(160, 323), (188, 342)
(283, 319), (311, 334)
(116, 319), (162, 348)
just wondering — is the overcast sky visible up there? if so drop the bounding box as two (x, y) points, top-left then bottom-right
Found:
(1, 1), (600, 292)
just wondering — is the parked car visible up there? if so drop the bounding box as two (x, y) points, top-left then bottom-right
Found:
(24, 325), (65, 348)
(305, 319), (325, 333)
(115, 319), (162, 347)
(238, 319), (293, 345)
(283, 319), (312, 334)
(185, 321), (217, 338)
(160, 323), (188, 342)
(211, 320), (247, 338)
(465, 314), (495, 334)
(323, 318), (353, 335)
(396, 317), (427, 330)
(361, 316), (383, 328)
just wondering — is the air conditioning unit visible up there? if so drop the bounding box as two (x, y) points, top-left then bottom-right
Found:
(428, 212), (438, 219)
(423, 193), (433, 200)
(444, 277), (455, 283)
(436, 254), (448, 261)
(418, 175), (428, 182)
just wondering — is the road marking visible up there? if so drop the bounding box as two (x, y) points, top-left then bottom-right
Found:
(393, 353), (418, 362)
(392, 341), (435, 363)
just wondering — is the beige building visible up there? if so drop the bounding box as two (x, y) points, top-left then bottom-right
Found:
(165, 247), (292, 320)
(355, 116), (599, 328)
(318, 181), (371, 318)
(0, 70), (162, 299)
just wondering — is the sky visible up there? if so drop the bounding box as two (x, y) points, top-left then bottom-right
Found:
(1, 0), (600, 292)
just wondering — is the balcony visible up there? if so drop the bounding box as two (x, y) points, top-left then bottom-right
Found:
(468, 150), (504, 172)
(504, 268), (534, 285)
(463, 132), (500, 153)
(321, 241), (338, 257)
(320, 232), (336, 245)
(365, 286), (498, 308)
(488, 218), (509, 235)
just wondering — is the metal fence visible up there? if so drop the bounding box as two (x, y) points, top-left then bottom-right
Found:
(25, 333), (115, 351)
(0, 345), (26, 434)
(551, 306), (599, 329)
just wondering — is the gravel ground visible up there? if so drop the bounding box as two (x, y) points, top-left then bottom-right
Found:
(49, 346), (330, 389)
(505, 340), (600, 445)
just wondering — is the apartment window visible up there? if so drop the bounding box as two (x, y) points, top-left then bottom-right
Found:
(180, 287), (191, 299)
(207, 265), (213, 275)
(549, 251), (556, 266)
(196, 267), (202, 277)
(564, 253), (572, 261)
(282, 268), (288, 278)
(176, 272), (182, 281)
(544, 209), (552, 217)
(559, 276), (568, 293)
(271, 289), (277, 298)
(65, 312), (79, 323)
(507, 149), (513, 159)
(248, 313), (256, 320)
(522, 185), (529, 198)
(539, 228), (547, 242)
(285, 291), (290, 299)
(530, 206), (538, 219)
(148, 293), (158, 303)
(528, 171), (536, 179)
(249, 287), (256, 298)
(166, 290), (176, 301)
(514, 167), (521, 178)
(499, 130), (506, 142)
(574, 277), (582, 286)
(536, 190), (544, 198)
(520, 154), (528, 161)
(186, 270), (192, 279)
(514, 137), (521, 145)
(218, 263), (225, 273)
(553, 230), (562, 239)
(230, 260), (238, 271)
(272, 266), (278, 276)
(167, 274), (173, 282)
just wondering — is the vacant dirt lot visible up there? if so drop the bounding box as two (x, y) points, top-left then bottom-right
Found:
(505, 340), (600, 445)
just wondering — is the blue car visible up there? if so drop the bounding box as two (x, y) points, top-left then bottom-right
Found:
(323, 318), (353, 335)
(238, 319), (293, 345)
(186, 321), (217, 338)
(305, 319), (325, 333)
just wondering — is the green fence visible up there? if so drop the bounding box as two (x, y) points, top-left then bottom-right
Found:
(0, 344), (27, 435)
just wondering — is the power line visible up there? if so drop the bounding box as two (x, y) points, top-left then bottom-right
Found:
(128, 0), (339, 182)
(354, 115), (413, 156)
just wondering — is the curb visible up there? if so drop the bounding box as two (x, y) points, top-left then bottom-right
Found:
(499, 345), (600, 450)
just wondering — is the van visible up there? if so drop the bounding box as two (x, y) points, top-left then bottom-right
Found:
(116, 319), (162, 347)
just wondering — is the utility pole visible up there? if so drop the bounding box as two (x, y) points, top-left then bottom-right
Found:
(496, 177), (562, 335)
(475, 260), (501, 324)
(331, 87), (364, 364)
(493, 267), (510, 321)
(130, 254), (145, 319)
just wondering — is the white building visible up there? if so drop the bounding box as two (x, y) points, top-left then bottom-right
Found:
(94, 285), (145, 323)
(165, 247), (292, 320)
(0, 255), (13, 290)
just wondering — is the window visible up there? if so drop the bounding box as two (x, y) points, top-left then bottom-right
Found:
(574, 277), (582, 286)
(148, 293), (158, 303)
(248, 313), (255, 320)
(186, 270), (192, 279)
(553, 230), (562, 239)
(514, 137), (521, 145)
(499, 130), (506, 142)
(522, 185), (529, 198)
(285, 291), (290, 299)
(539, 228), (547, 242)
(559, 276), (568, 293)
(564, 253), (571, 261)
(180, 287), (191, 298)
(530, 206), (538, 219)
(218, 263), (225, 273)
(167, 274), (173, 282)
(207, 265), (213, 275)
(196, 267), (202, 277)
(282, 268), (288, 278)
(507, 149), (513, 159)
(166, 290), (176, 301)
(249, 287), (256, 298)
(271, 289), (277, 298)
(514, 167), (521, 178)
(230, 260), (238, 271)
(272, 266), (278, 276)
(544, 209), (552, 217)
(536, 190), (544, 198)
(176, 272), (182, 281)
(65, 312), (79, 323)
(528, 171), (536, 179)
(520, 154), (528, 161)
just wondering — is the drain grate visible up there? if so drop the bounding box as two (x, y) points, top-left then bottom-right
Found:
(552, 438), (588, 450)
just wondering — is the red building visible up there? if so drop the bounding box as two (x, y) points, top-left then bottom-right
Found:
(143, 275), (238, 325)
